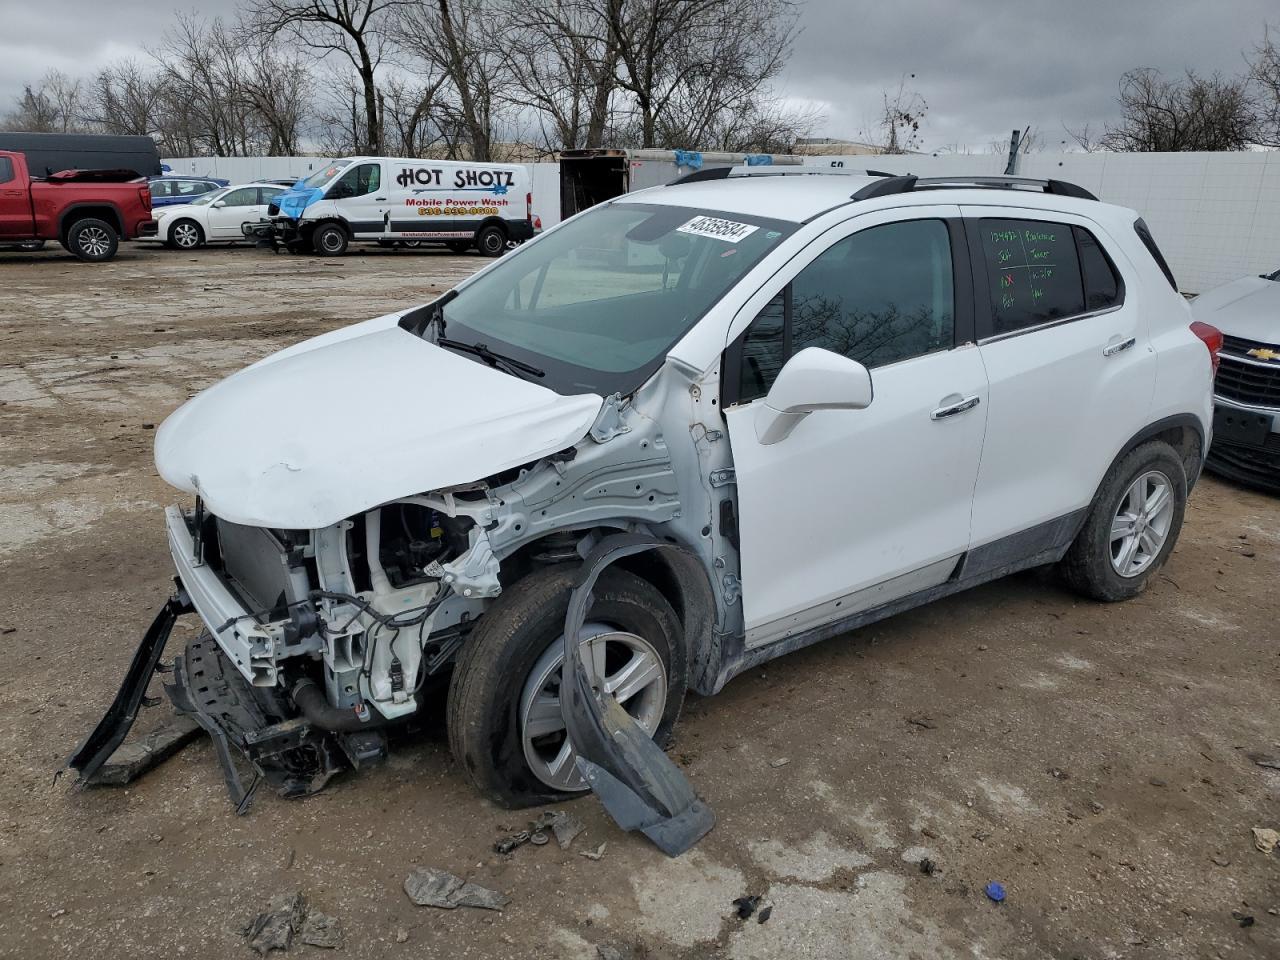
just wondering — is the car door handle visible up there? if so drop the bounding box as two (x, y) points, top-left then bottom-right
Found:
(1103, 336), (1136, 357)
(374, 197), (387, 201)
(931, 395), (981, 420)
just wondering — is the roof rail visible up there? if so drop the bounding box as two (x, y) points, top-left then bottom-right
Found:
(851, 175), (1098, 202)
(667, 166), (893, 186)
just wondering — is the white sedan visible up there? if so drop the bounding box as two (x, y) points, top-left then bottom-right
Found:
(156, 184), (289, 249)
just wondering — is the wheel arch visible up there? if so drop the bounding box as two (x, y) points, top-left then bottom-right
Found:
(1102, 413), (1206, 497)
(498, 526), (716, 687)
(58, 203), (123, 240)
(473, 216), (509, 239)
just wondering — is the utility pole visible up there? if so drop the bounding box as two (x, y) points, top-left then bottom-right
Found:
(1004, 128), (1022, 175)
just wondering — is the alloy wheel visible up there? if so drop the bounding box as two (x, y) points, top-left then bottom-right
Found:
(519, 622), (667, 791)
(78, 226), (112, 258)
(173, 223), (200, 248)
(1109, 469), (1174, 577)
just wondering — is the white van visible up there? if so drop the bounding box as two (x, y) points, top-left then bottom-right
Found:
(243, 156), (539, 256)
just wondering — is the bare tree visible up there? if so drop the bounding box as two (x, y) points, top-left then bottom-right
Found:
(1102, 67), (1260, 151)
(395, 0), (512, 161)
(873, 75), (928, 154)
(1247, 24), (1280, 147)
(250, 0), (407, 153)
(3, 70), (91, 132)
(88, 60), (167, 140)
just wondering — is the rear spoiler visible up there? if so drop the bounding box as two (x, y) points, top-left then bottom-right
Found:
(42, 168), (145, 183)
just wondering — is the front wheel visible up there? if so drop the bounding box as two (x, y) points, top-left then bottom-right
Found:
(167, 219), (204, 250)
(447, 566), (686, 808)
(1059, 440), (1187, 601)
(446, 240), (471, 254)
(476, 225), (507, 258)
(312, 223), (349, 256)
(67, 218), (120, 262)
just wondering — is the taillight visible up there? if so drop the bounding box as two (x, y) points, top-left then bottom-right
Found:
(1190, 321), (1223, 375)
(533, 215), (542, 232)
(139, 186), (152, 210)
(526, 191), (533, 223)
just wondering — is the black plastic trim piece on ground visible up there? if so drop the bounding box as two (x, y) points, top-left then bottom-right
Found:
(64, 588), (192, 785)
(560, 533), (715, 857)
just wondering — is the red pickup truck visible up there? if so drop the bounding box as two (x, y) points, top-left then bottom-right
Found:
(0, 150), (156, 261)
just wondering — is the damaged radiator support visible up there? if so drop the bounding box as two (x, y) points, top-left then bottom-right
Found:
(559, 533), (716, 857)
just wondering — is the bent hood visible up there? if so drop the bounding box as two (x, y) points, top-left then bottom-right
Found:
(155, 313), (602, 529)
(1191, 275), (1280, 343)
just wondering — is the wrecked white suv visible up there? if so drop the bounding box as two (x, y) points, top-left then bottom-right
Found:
(71, 170), (1217, 810)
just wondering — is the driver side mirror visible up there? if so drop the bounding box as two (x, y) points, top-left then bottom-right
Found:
(754, 347), (873, 445)
(211, 200), (226, 208)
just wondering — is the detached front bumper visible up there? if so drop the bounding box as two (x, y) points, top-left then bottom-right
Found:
(1206, 398), (1280, 493)
(242, 216), (300, 244)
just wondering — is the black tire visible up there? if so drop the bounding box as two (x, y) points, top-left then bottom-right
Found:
(447, 566), (687, 808)
(476, 224), (507, 258)
(399, 239), (423, 248)
(1059, 440), (1188, 602)
(312, 223), (349, 256)
(446, 240), (471, 254)
(67, 218), (120, 262)
(166, 218), (204, 250)
(376, 238), (396, 248)
(18, 240), (45, 251)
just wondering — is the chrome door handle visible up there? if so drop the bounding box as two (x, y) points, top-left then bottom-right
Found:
(1103, 336), (1136, 357)
(931, 395), (981, 420)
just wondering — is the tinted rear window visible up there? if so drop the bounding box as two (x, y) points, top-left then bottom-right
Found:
(1133, 218), (1177, 290)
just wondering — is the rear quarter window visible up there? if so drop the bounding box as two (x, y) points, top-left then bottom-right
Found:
(1133, 217), (1178, 291)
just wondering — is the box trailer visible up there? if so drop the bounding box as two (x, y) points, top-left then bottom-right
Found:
(0, 132), (161, 178)
(557, 148), (805, 220)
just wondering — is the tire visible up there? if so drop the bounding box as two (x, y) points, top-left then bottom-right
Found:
(447, 566), (687, 808)
(446, 240), (471, 254)
(312, 223), (349, 256)
(1059, 440), (1187, 602)
(399, 239), (423, 248)
(67, 218), (119, 262)
(376, 238), (396, 248)
(167, 218), (204, 250)
(18, 240), (44, 252)
(476, 224), (507, 258)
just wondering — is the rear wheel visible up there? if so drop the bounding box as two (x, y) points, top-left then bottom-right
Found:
(18, 240), (44, 251)
(1059, 440), (1187, 601)
(312, 223), (349, 256)
(67, 218), (120, 262)
(447, 566), (686, 808)
(476, 224), (507, 258)
(168, 219), (204, 250)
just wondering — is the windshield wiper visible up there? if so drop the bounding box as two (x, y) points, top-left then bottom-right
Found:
(436, 337), (545, 380)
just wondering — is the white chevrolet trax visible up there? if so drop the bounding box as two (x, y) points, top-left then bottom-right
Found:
(77, 170), (1218, 809)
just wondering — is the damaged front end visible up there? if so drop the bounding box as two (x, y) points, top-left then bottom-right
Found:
(68, 490), (504, 807)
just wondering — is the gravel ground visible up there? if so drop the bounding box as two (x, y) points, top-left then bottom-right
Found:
(1, 241), (1277, 960)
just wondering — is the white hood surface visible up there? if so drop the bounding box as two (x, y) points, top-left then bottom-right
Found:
(1191, 275), (1280, 343)
(155, 313), (603, 529)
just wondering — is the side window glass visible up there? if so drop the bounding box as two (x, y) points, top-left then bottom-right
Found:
(222, 188), (257, 206)
(737, 290), (787, 402)
(1074, 226), (1123, 310)
(333, 163), (380, 198)
(259, 187), (283, 205)
(980, 218), (1085, 335)
(149, 180), (171, 197)
(731, 219), (955, 403)
(791, 219), (954, 368)
(0, 157), (11, 184)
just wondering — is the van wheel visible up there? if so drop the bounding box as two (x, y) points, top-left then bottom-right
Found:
(447, 566), (686, 808)
(68, 218), (119, 262)
(446, 240), (471, 254)
(1059, 440), (1187, 602)
(376, 238), (395, 248)
(312, 223), (349, 256)
(476, 225), (507, 258)
(168, 219), (204, 250)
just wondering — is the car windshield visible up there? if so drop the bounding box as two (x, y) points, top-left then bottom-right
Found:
(432, 202), (796, 395)
(301, 164), (348, 189)
(190, 188), (229, 206)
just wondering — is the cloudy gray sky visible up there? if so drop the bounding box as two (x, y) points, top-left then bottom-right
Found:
(2, 0), (1276, 151)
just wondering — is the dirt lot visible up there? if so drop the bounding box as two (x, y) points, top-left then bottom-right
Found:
(1, 241), (1277, 960)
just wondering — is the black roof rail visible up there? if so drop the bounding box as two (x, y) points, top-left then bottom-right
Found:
(851, 174), (1098, 202)
(851, 175), (917, 200)
(667, 167), (734, 186)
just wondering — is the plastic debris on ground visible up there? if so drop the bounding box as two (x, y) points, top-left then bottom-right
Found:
(732, 895), (761, 920)
(920, 858), (938, 876)
(403, 867), (510, 911)
(299, 911), (342, 949)
(1252, 827), (1279, 855)
(757, 905), (773, 924)
(495, 810), (585, 854)
(580, 842), (608, 861)
(243, 892), (307, 954)
(985, 882), (1006, 903)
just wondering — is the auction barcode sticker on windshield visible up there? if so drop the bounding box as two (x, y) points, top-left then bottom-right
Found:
(677, 216), (759, 243)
